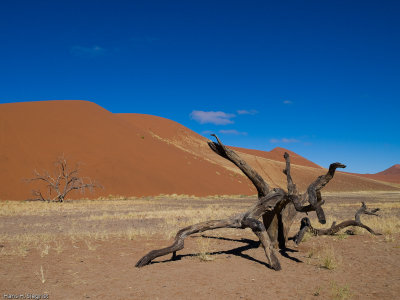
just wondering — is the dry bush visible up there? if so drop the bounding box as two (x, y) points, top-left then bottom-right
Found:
(27, 156), (100, 202)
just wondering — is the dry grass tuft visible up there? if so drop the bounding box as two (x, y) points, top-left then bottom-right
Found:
(312, 286), (322, 297)
(196, 237), (215, 262)
(53, 240), (64, 254)
(331, 281), (352, 300)
(319, 247), (340, 270)
(301, 230), (314, 243)
(39, 244), (51, 257)
(85, 240), (98, 251)
(335, 232), (349, 240)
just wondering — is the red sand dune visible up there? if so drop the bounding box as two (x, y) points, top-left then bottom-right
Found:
(357, 164), (400, 184)
(0, 100), (398, 200)
(377, 164), (400, 176)
(117, 112), (399, 192)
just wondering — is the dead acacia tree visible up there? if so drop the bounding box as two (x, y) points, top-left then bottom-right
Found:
(27, 156), (100, 202)
(136, 134), (362, 270)
(293, 202), (381, 244)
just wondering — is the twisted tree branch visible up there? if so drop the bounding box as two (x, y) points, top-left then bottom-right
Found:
(294, 202), (381, 244)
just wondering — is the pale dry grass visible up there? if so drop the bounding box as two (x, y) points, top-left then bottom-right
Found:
(86, 204), (235, 222)
(319, 246), (341, 270)
(35, 266), (46, 284)
(0, 192), (399, 257)
(322, 190), (400, 197)
(331, 281), (352, 300)
(53, 240), (65, 254)
(304, 243), (342, 270)
(0, 195), (251, 256)
(196, 236), (215, 262)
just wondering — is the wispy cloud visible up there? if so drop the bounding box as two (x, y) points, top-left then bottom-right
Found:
(283, 100), (293, 104)
(70, 45), (106, 57)
(237, 109), (258, 115)
(190, 111), (235, 125)
(270, 138), (299, 144)
(219, 129), (247, 136)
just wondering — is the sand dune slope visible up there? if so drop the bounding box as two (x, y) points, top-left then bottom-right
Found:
(0, 101), (250, 200)
(117, 113), (399, 193)
(0, 100), (397, 200)
(357, 164), (400, 184)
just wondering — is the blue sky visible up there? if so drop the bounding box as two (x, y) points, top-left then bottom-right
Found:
(1, 0), (399, 173)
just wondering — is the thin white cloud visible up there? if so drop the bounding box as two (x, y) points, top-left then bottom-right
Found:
(237, 109), (258, 115)
(70, 45), (106, 57)
(283, 100), (293, 104)
(219, 129), (247, 136)
(270, 138), (299, 144)
(190, 111), (235, 125)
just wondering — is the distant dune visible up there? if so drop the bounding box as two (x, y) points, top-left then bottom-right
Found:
(0, 100), (398, 200)
(356, 164), (400, 184)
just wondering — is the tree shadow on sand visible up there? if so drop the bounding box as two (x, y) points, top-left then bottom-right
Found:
(147, 235), (303, 268)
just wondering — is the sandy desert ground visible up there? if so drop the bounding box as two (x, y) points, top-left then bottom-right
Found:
(1, 191), (399, 299)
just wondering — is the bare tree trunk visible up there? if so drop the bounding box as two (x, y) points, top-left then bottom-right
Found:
(264, 153), (346, 249)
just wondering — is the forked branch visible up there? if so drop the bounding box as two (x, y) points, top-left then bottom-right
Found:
(208, 134), (269, 198)
(286, 156), (346, 224)
(294, 202), (381, 244)
(304, 162), (346, 224)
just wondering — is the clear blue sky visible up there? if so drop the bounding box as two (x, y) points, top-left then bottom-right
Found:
(1, 0), (399, 173)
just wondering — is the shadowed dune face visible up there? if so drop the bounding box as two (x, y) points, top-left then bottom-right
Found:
(0, 100), (398, 200)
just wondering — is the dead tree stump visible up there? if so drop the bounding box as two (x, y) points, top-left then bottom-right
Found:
(136, 135), (351, 270)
